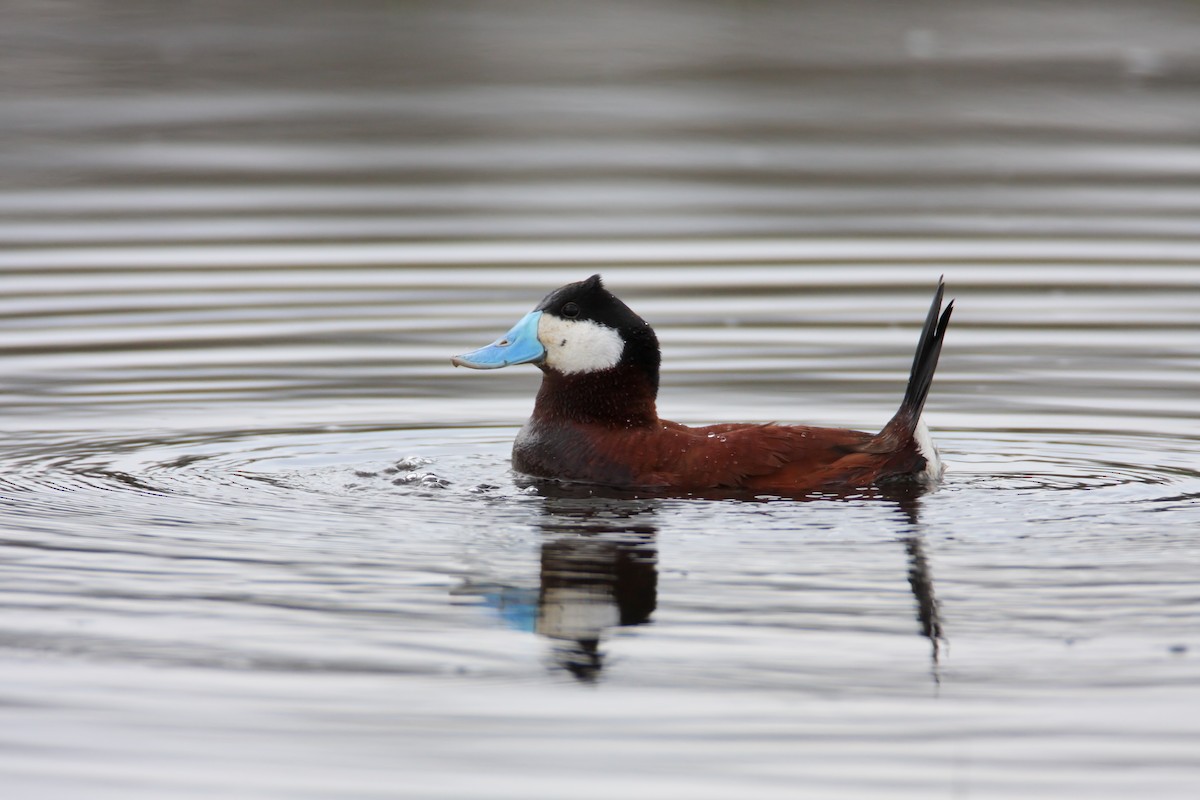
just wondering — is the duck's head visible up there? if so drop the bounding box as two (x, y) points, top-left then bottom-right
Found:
(452, 274), (660, 389)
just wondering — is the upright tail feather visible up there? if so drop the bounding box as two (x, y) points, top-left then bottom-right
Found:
(900, 277), (954, 429)
(871, 279), (954, 449)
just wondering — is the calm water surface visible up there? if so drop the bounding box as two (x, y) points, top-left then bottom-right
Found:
(1, 2), (1199, 798)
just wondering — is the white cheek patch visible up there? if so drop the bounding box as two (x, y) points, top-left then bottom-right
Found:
(538, 315), (625, 374)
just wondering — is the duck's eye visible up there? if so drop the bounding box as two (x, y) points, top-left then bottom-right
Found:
(561, 302), (580, 318)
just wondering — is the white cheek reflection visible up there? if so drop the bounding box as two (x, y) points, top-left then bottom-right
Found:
(538, 315), (625, 374)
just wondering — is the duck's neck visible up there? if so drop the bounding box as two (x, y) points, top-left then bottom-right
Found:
(533, 364), (659, 428)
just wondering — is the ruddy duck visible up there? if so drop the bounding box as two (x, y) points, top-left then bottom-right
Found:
(453, 275), (953, 494)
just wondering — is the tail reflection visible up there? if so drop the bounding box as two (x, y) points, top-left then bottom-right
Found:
(889, 488), (945, 677)
(905, 534), (943, 666)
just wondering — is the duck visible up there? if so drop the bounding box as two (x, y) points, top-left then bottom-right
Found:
(452, 275), (953, 495)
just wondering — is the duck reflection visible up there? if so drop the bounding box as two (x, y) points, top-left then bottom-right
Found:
(461, 484), (944, 683)
(537, 504), (657, 680)
(454, 491), (659, 680)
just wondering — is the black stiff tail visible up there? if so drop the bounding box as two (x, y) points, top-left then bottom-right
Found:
(876, 279), (954, 445)
(901, 278), (954, 426)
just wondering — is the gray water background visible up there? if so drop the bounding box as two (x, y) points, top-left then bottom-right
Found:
(1, 1), (1199, 797)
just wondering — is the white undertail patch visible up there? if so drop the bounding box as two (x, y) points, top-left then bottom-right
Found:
(914, 416), (943, 482)
(538, 315), (625, 374)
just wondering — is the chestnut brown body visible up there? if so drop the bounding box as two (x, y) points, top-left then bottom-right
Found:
(514, 364), (931, 493)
